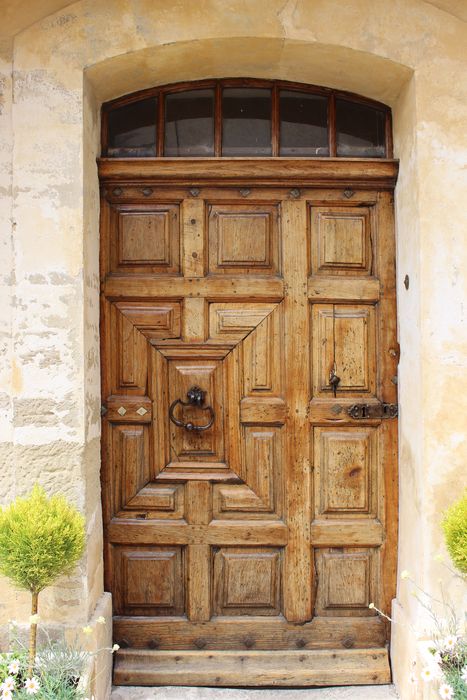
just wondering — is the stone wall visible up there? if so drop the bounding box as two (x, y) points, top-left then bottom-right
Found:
(0, 1), (466, 697)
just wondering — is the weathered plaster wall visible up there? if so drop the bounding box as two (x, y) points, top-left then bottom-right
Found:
(0, 1), (466, 698)
(0, 37), (14, 646)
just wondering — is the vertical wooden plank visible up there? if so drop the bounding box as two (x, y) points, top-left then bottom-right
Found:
(224, 345), (243, 481)
(328, 93), (337, 157)
(183, 298), (206, 342)
(149, 346), (169, 476)
(182, 198), (205, 278)
(282, 199), (312, 622)
(156, 92), (164, 157)
(186, 482), (212, 622)
(215, 82), (222, 157)
(100, 107), (109, 157)
(375, 191), (398, 618)
(271, 84), (279, 157)
(385, 111), (394, 159)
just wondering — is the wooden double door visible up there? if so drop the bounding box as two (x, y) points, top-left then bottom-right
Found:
(100, 159), (398, 687)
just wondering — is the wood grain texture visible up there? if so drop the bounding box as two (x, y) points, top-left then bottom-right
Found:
(282, 199), (312, 622)
(103, 275), (284, 300)
(182, 198), (205, 277)
(113, 648), (391, 686)
(186, 482), (212, 622)
(98, 157), (398, 188)
(208, 202), (280, 275)
(113, 615), (388, 650)
(106, 201), (181, 275)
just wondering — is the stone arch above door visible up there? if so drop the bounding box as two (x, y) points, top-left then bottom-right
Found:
(85, 36), (412, 108)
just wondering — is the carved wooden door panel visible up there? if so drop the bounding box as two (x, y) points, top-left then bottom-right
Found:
(100, 160), (398, 687)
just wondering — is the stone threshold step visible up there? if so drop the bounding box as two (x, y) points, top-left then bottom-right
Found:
(111, 684), (398, 699)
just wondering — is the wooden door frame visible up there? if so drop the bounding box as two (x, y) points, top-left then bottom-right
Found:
(98, 156), (399, 686)
(98, 157), (398, 188)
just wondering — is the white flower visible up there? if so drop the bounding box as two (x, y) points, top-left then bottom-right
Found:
(97, 616), (106, 625)
(112, 644), (120, 652)
(1, 678), (15, 691)
(24, 677), (40, 694)
(7, 659), (20, 675)
(82, 625), (93, 635)
(442, 635), (457, 650)
(400, 570), (411, 580)
(421, 666), (436, 682)
(368, 603), (375, 609)
(2, 689), (13, 699)
(461, 666), (467, 682)
(438, 683), (454, 699)
(29, 614), (40, 625)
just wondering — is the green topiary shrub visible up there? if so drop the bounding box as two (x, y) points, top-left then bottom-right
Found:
(0, 485), (85, 675)
(442, 489), (467, 574)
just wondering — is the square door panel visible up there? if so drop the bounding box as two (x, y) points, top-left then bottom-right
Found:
(310, 206), (372, 276)
(208, 203), (280, 275)
(314, 548), (376, 616)
(110, 203), (180, 274)
(311, 304), (376, 397)
(213, 547), (281, 615)
(313, 427), (377, 516)
(113, 546), (185, 616)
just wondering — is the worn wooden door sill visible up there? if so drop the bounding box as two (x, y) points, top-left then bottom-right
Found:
(113, 648), (391, 686)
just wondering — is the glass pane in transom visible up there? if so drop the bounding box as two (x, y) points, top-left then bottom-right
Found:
(108, 98), (157, 157)
(222, 88), (272, 156)
(336, 98), (386, 157)
(164, 89), (215, 157)
(280, 90), (329, 156)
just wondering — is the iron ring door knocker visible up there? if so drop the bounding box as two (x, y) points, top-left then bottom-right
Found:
(169, 386), (215, 432)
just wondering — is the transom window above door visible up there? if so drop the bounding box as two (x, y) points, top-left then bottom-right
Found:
(102, 79), (392, 159)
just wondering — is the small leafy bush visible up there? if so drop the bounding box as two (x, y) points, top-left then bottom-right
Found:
(0, 484), (85, 594)
(442, 489), (467, 574)
(0, 485), (85, 674)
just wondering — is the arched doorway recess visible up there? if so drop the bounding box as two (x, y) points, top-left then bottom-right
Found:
(99, 78), (398, 687)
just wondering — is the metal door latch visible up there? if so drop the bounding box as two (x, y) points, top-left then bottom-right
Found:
(348, 403), (398, 419)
